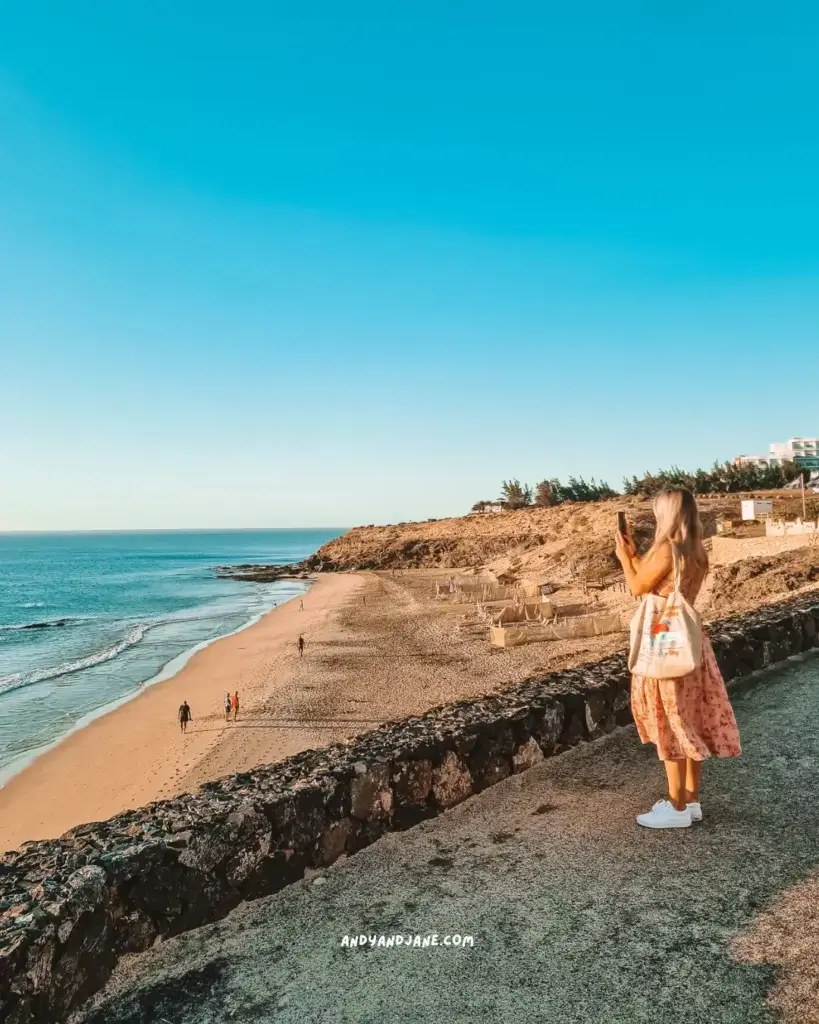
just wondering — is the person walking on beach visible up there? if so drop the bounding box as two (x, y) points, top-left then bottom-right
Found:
(178, 701), (192, 733)
(297, 634), (305, 658)
(224, 693), (232, 722)
(231, 691), (240, 721)
(615, 488), (741, 830)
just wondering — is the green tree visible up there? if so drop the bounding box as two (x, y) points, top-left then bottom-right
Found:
(500, 479), (533, 509)
(626, 458), (805, 497)
(532, 476), (618, 505)
(534, 480), (556, 506)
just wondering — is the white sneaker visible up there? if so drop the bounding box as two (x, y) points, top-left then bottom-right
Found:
(636, 799), (692, 829)
(687, 802), (703, 822)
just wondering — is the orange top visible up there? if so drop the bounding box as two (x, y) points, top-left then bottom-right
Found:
(653, 543), (706, 602)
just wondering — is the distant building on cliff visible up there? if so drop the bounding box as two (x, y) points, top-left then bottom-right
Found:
(735, 437), (819, 472)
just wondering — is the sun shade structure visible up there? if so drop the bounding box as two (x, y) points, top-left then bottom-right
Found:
(490, 611), (625, 647)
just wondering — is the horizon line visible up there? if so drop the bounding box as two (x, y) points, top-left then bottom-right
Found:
(0, 527), (350, 536)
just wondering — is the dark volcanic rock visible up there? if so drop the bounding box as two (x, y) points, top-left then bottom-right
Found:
(212, 563), (314, 583)
(2, 595), (819, 1023)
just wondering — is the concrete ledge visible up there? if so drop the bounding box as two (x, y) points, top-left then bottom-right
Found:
(2, 595), (819, 1023)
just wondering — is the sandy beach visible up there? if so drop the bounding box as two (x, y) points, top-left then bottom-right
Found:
(0, 573), (364, 852)
(0, 569), (634, 853)
(0, 566), (633, 853)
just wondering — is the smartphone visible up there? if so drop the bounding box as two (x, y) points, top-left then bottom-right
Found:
(617, 511), (628, 537)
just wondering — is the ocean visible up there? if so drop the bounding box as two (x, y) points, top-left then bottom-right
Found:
(0, 529), (342, 783)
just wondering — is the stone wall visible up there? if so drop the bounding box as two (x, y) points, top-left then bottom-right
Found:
(2, 595), (819, 1023)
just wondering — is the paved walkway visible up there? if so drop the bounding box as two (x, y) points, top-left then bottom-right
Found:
(76, 657), (819, 1024)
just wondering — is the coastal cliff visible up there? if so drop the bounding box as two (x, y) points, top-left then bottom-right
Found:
(306, 500), (658, 577)
(306, 492), (810, 580)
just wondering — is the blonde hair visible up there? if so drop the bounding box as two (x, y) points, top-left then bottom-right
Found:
(650, 488), (709, 574)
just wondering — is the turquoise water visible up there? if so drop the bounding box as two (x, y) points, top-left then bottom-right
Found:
(0, 529), (342, 780)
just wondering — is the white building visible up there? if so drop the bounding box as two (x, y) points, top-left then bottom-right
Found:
(735, 437), (819, 472)
(770, 438), (819, 470)
(741, 499), (773, 520)
(470, 502), (506, 515)
(735, 453), (778, 469)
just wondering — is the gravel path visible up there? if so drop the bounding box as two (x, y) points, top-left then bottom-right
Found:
(75, 655), (819, 1024)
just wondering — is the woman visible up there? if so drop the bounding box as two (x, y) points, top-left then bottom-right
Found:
(615, 488), (741, 829)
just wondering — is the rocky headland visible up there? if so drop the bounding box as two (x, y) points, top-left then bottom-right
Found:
(305, 492), (810, 578)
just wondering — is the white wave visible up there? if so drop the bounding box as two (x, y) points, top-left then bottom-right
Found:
(21, 602), (45, 609)
(0, 623), (151, 696)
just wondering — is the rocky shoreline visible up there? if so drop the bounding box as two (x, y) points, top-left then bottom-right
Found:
(3, 594), (819, 1023)
(212, 562), (315, 583)
(212, 550), (345, 582)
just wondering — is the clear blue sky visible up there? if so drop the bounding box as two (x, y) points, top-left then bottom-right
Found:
(1, 2), (817, 529)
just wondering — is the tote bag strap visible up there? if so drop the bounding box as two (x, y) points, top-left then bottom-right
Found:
(670, 542), (682, 593)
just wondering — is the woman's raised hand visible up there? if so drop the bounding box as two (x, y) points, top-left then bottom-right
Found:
(614, 529), (636, 564)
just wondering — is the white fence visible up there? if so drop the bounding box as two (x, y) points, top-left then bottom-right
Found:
(765, 518), (819, 538)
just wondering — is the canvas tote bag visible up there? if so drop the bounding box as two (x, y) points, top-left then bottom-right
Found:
(628, 544), (702, 679)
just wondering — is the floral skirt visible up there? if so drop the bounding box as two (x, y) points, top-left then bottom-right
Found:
(631, 631), (742, 761)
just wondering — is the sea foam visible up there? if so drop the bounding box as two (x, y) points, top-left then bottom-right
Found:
(0, 623), (151, 695)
